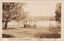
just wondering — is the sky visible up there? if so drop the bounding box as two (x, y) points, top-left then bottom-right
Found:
(23, 1), (58, 17)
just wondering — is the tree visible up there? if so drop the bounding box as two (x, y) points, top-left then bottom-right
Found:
(48, 3), (61, 35)
(2, 2), (28, 29)
(55, 3), (61, 24)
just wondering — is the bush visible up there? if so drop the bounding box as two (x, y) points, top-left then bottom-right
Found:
(49, 23), (61, 34)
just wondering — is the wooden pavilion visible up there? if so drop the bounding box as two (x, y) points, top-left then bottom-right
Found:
(23, 16), (37, 28)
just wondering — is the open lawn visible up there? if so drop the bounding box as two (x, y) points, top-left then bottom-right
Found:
(2, 26), (61, 38)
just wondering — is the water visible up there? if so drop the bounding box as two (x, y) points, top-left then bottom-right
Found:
(36, 21), (57, 27)
(8, 21), (57, 27)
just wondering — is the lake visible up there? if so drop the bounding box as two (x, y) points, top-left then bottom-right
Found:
(36, 21), (57, 27)
(8, 21), (57, 27)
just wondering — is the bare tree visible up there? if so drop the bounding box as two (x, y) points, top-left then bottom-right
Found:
(2, 2), (28, 29)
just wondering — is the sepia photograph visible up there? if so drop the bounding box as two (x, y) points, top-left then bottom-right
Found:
(2, 1), (61, 38)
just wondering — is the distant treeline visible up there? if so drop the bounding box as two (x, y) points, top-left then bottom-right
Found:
(30, 16), (55, 21)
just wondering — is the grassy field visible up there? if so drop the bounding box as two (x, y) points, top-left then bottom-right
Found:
(2, 26), (61, 38)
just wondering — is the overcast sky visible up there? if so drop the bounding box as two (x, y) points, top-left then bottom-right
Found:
(23, 1), (59, 17)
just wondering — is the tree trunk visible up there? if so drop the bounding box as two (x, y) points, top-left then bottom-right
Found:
(5, 21), (8, 29)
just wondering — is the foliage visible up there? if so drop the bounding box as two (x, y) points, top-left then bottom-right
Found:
(2, 2), (28, 29)
(48, 3), (61, 35)
(55, 3), (61, 23)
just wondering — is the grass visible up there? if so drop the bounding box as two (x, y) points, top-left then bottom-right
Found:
(2, 34), (14, 38)
(34, 32), (61, 38)
(2, 25), (61, 38)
